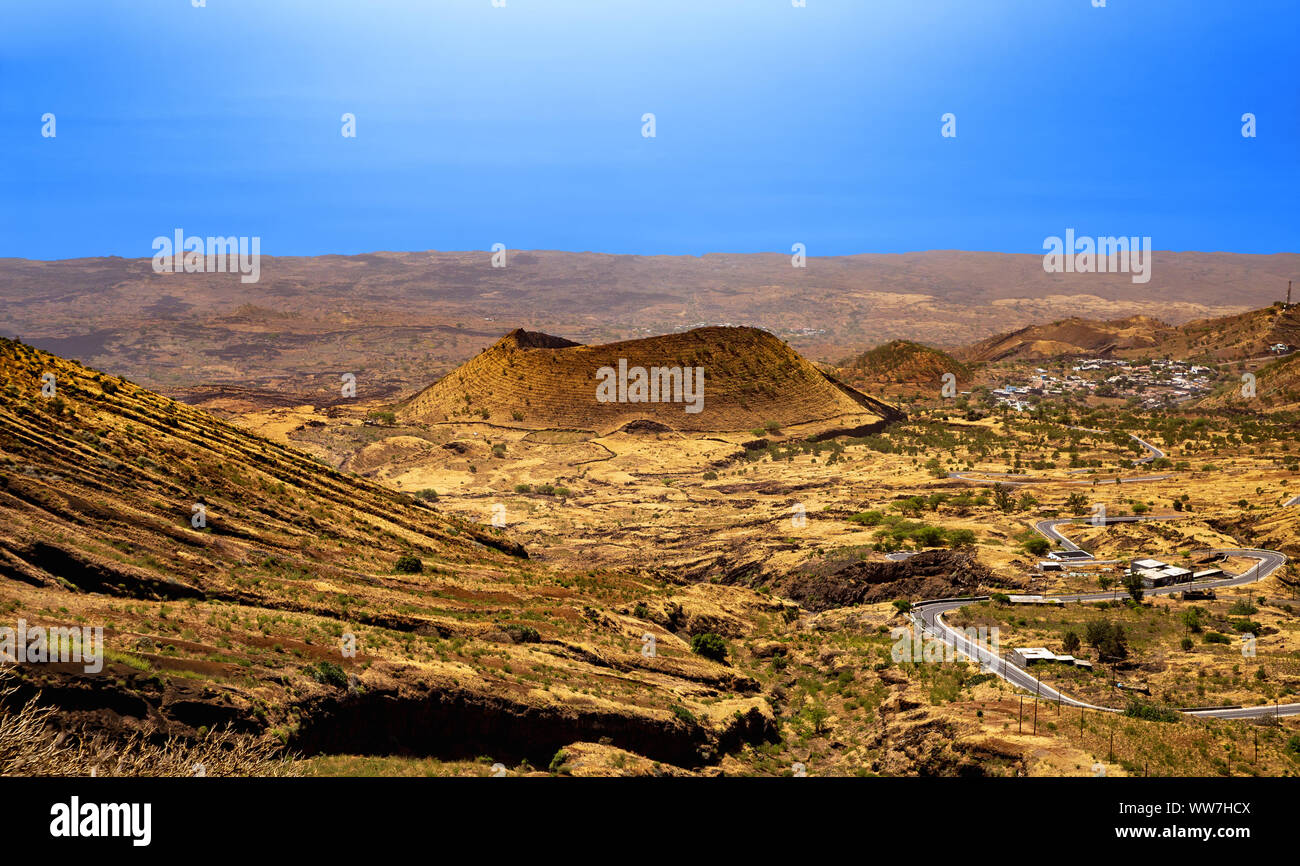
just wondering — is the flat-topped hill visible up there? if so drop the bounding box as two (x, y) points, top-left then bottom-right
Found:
(399, 326), (901, 435)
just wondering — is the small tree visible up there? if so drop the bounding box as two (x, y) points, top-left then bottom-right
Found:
(992, 483), (1015, 513)
(805, 703), (830, 736)
(395, 554), (423, 574)
(1122, 572), (1145, 603)
(1062, 630), (1081, 654)
(690, 633), (728, 663)
(1024, 536), (1050, 556)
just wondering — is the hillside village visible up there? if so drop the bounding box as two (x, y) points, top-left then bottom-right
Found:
(989, 357), (1223, 411)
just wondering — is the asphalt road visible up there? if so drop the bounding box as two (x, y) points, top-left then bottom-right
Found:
(1128, 433), (1165, 465)
(910, 516), (1297, 720)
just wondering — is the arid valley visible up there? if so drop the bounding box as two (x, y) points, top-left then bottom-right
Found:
(3, 253), (1299, 778)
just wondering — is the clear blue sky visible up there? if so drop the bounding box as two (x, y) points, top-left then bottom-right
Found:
(2, 0), (1296, 259)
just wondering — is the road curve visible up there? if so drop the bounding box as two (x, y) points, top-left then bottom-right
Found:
(911, 515), (1296, 720)
(1128, 433), (1165, 465)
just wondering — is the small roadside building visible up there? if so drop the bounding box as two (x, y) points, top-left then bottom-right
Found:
(1012, 647), (1093, 669)
(1130, 558), (1195, 588)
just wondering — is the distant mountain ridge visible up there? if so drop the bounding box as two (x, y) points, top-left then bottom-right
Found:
(0, 250), (1293, 399)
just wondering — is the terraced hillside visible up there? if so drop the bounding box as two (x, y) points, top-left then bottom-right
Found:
(400, 326), (901, 436)
(0, 338), (780, 769)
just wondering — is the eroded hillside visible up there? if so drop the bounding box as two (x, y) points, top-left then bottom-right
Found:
(0, 338), (793, 769)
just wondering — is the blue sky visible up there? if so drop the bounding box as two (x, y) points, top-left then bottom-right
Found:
(2, 0), (1296, 259)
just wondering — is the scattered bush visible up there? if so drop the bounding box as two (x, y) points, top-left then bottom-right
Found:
(394, 554), (423, 574)
(690, 632), (728, 663)
(504, 624), (540, 643)
(1123, 701), (1182, 723)
(306, 661), (349, 688)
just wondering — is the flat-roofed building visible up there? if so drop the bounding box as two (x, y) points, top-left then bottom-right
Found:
(1012, 647), (1093, 668)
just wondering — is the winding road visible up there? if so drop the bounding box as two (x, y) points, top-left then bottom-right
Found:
(910, 514), (1297, 720)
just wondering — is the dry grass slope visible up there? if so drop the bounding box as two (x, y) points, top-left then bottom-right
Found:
(956, 315), (1171, 363)
(0, 337), (780, 771)
(400, 326), (901, 435)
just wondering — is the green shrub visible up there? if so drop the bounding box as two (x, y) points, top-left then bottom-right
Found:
(505, 624), (540, 643)
(1123, 701), (1181, 723)
(306, 661), (348, 688)
(1023, 536), (1050, 556)
(394, 554), (423, 574)
(690, 632), (728, 663)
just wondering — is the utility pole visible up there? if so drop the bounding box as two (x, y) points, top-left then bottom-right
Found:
(1080, 707), (1085, 738)
(1033, 698), (1038, 735)
(1019, 696), (1023, 734)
